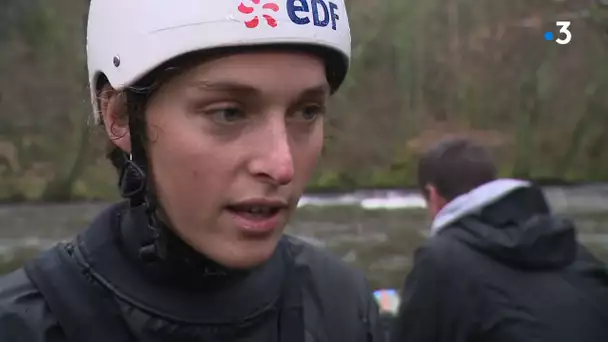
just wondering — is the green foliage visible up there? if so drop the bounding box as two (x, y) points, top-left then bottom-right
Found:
(1, 0), (608, 201)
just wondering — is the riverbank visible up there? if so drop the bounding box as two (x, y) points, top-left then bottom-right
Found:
(2, 185), (607, 288)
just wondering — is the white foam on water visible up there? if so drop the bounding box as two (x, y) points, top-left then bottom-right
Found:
(297, 191), (427, 210)
(297, 193), (361, 207)
(361, 195), (427, 210)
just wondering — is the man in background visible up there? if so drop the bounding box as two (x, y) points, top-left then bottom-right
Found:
(390, 136), (608, 342)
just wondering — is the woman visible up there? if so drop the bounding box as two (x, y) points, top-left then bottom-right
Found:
(0, 0), (382, 341)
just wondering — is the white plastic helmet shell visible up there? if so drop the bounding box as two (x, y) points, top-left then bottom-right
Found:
(86, 0), (351, 123)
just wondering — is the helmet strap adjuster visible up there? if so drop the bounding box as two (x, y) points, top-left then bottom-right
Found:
(117, 117), (168, 263)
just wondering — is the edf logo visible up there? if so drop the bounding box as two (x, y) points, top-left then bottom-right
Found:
(287, 0), (340, 30)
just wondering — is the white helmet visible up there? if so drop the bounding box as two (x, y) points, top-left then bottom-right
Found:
(86, 0), (351, 123)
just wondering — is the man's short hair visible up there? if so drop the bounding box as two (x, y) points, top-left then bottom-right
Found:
(417, 136), (498, 201)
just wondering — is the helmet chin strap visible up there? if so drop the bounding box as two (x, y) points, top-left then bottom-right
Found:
(113, 87), (241, 279)
(117, 112), (168, 263)
(115, 107), (233, 277)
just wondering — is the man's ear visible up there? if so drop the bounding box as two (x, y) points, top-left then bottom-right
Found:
(99, 84), (131, 154)
(426, 184), (447, 216)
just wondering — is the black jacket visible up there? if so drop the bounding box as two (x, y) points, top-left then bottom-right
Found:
(391, 184), (608, 342)
(0, 202), (383, 342)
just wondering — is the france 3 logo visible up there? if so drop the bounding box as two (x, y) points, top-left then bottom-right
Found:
(544, 21), (572, 45)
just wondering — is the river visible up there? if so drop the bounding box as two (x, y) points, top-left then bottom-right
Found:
(1, 184), (608, 290)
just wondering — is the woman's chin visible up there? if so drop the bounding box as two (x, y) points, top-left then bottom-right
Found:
(194, 237), (281, 270)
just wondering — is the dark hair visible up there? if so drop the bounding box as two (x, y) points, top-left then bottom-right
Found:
(417, 136), (497, 201)
(98, 71), (165, 174)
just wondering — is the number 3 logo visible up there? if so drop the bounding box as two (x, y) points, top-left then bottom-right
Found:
(556, 21), (572, 45)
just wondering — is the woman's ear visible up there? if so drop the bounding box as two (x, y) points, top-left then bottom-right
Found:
(99, 84), (131, 154)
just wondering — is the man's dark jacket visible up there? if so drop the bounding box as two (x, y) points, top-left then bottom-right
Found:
(391, 183), (608, 342)
(0, 202), (382, 342)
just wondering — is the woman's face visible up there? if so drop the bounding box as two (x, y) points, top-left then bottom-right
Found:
(102, 51), (329, 268)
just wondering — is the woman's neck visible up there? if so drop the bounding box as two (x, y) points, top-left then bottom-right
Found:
(120, 203), (250, 289)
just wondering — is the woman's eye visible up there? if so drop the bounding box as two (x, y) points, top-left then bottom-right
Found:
(207, 108), (247, 123)
(293, 105), (325, 122)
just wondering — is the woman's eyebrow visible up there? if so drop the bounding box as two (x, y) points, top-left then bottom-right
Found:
(187, 80), (259, 94)
(299, 84), (331, 98)
(187, 80), (330, 96)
